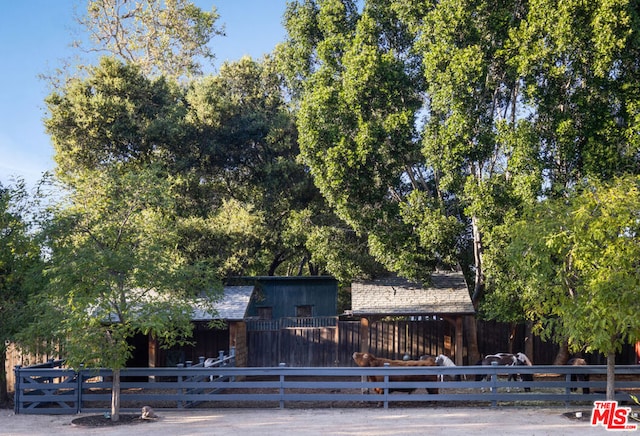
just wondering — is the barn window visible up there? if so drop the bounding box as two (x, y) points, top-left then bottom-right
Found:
(296, 305), (313, 317)
(258, 307), (273, 320)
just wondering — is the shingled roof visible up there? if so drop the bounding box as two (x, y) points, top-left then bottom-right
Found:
(350, 271), (474, 316)
(192, 285), (254, 321)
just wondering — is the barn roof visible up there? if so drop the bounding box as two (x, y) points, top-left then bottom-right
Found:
(350, 271), (474, 316)
(192, 285), (254, 321)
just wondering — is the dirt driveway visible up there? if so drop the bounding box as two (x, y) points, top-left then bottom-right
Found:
(0, 406), (617, 436)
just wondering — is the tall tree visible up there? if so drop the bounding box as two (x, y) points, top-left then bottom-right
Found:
(46, 55), (377, 280)
(22, 164), (220, 421)
(0, 180), (44, 404)
(184, 56), (313, 275)
(281, 0), (443, 281)
(280, 0), (538, 361)
(183, 55), (381, 278)
(280, 0), (537, 277)
(282, 0), (640, 363)
(76, 0), (224, 78)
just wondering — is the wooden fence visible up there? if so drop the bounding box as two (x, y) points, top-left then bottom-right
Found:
(246, 318), (638, 367)
(13, 363), (640, 414)
(247, 317), (459, 367)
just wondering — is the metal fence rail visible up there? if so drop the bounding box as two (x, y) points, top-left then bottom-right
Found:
(14, 364), (640, 414)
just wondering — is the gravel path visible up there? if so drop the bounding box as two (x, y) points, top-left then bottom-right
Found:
(0, 406), (616, 435)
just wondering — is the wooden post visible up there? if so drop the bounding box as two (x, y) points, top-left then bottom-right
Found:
(148, 333), (157, 383)
(359, 317), (370, 392)
(359, 317), (369, 353)
(455, 316), (464, 366)
(148, 333), (157, 368)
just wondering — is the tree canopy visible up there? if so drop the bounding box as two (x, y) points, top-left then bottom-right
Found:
(76, 0), (224, 78)
(507, 176), (640, 355)
(45, 55), (381, 281)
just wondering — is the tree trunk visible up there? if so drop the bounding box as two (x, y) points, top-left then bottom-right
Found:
(507, 323), (516, 354)
(0, 347), (7, 406)
(111, 368), (121, 422)
(465, 214), (483, 366)
(470, 215), (484, 305)
(464, 316), (481, 365)
(524, 321), (534, 362)
(606, 352), (616, 401)
(553, 341), (570, 365)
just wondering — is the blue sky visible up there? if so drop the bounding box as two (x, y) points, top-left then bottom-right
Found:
(0, 0), (289, 188)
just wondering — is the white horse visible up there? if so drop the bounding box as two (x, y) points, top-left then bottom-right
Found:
(477, 352), (533, 392)
(435, 354), (466, 381)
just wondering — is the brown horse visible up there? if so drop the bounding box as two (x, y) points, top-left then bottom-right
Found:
(353, 352), (439, 394)
(567, 357), (590, 394)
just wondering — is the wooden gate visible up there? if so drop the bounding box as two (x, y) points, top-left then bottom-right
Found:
(247, 317), (338, 367)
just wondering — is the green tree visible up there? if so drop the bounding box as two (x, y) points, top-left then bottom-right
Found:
(184, 56), (310, 275)
(280, 0), (537, 278)
(45, 57), (191, 183)
(23, 164), (220, 421)
(183, 55), (381, 278)
(483, 0), (640, 362)
(282, 0), (640, 364)
(280, 0), (539, 361)
(505, 176), (640, 399)
(46, 55), (379, 282)
(0, 180), (44, 404)
(77, 0), (224, 78)
(281, 0), (440, 280)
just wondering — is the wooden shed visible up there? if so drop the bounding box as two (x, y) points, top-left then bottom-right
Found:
(350, 271), (474, 366)
(152, 276), (339, 367)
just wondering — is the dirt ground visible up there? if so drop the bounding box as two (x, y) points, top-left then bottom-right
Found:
(6, 373), (638, 435)
(0, 406), (622, 435)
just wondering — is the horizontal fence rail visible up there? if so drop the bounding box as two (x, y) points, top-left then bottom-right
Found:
(14, 364), (640, 414)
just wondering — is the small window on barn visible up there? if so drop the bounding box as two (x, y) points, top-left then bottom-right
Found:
(258, 307), (273, 320)
(296, 305), (313, 317)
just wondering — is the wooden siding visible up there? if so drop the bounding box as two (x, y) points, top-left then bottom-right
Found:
(230, 276), (338, 319)
(156, 322), (230, 368)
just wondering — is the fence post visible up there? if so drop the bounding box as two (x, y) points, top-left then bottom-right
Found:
(76, 365), (83, 414)
(564, 373), (572, 407)
(490, 362), (498, 408)
(383, 363), (390, 409)
(177, 363), (184, 408)
(13, 365), (21, 414)
(279, 363), (286, 409)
